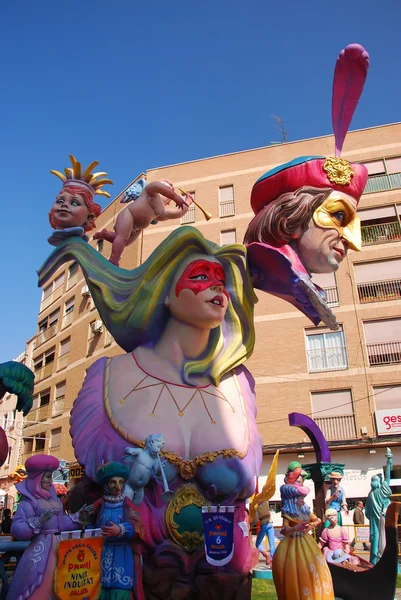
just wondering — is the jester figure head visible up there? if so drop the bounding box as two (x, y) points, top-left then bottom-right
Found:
(245, 44), (370, 275)
(49, 155), (112, 232)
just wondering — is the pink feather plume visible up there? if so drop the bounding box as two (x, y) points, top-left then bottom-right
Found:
(332, 44), (370, 156)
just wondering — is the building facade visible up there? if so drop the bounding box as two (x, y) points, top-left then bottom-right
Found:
(24, 123), (401, 503)
(0, 337), (35, 510)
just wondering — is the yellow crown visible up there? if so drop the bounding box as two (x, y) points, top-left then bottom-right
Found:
(50, 154), (112, 198)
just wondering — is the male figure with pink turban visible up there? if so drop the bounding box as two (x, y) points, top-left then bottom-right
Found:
(8, 455), (82, 600)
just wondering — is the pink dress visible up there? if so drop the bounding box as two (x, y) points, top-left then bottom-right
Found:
(319, 526), (349, 557)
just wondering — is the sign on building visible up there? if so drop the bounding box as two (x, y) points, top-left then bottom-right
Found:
(375, 408), (401, 436)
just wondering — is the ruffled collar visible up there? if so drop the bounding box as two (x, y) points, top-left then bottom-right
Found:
(103, 493), (125, 504)
(246, 241), (339, 330)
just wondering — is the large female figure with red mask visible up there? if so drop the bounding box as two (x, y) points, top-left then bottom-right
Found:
(8, 455), (82, 600)
(38, 226), (261, 600)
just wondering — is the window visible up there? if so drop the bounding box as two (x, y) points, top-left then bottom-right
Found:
(67, 262), (79, 289)
(40, 273), (65, 311)
(6, 446), (12, 466)
(63, 298), (75, 327)
(219, 185), (235, 217)
(181, 191), (196, 224)
(58, 337), (70, 370)
(32, 394), (39, 410)
(34, 349), (55, 379)
(311, 390), (356, 441)
(59, 337), (70, 357)
(44, 348), (55, 365)
(305, 326), (348, 373)
(38, 318), (48, 333)
(105, 329), (113, 347)
(36, 309), (60, 346)
(363, 156), (401, 194)
(373, 385), (401, 411)
(33, 355), (43, 372)
(54, 273), (65, 291)
(50, 427), (62, 448)
(363, 318), (401, 366)
(54, 381), (66, 415)
(35, 433), (46, 451)
(354, 259), (401, 303)
(39, 390), (50, 407)
(23, 438), (33, 454)
(42, 285), (52, 302)
(311, 272), (339, 307)
(220, 229), (237, 245)
(2, 413), (8, 430)
(48, 309), (60, 328)
(358, 204), (401, 245)
(88, 321), (103, 355)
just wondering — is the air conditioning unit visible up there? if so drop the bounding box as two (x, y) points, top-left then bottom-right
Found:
(81, 285), (90, 297)
(91, 320), (103, 334)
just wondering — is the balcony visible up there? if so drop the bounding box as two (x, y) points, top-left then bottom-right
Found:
(58, 353), (69, 370)
(314, 414), (357, 441)
(307, 347), (348, 373)
(357, 278), (401, 303)
(35, 362), (55, 381)
(364, 172), (401, 194)
(67, 272), (78, 290)
(62, 312), (74, 328)
(219, 200), (235, 217)
(181, 205), (195, 224)
(52, 396), (65, 416)
(323, 286), (339, 307)
(36, 324), (58, 348)
(37, 404), (50, 421)
(361, 221), (401, 246)
(367, 341), (401, 366)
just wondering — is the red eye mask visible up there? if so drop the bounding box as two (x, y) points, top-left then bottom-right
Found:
(175, 260), (229, 299)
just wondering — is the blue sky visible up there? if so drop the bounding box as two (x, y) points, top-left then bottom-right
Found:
(0, 0), (400, 362)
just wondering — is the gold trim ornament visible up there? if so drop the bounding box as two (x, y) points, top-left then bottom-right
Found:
(323, 156), (354, 186)
(164, 484), (209, 551)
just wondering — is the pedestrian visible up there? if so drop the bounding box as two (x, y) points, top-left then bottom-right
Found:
(0, 508), (12, 534)
(351, 500), (369, 551)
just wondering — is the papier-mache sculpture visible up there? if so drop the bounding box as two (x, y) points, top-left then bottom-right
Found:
(272, 462), (333, 600)
(36, 43), (371, 600)
(94, 179), (192, 266)
(123, 433), (166, 504)
(48, 154), (112, 246)
(365, 447), (393, 564)
(8, 455), (83, 600)
(245, 43), (369, 330)
(90, 461), (145, 600)
(38, 227), (262, 599)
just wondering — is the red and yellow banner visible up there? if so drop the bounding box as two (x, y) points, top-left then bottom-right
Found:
(54, 537), (103, 600)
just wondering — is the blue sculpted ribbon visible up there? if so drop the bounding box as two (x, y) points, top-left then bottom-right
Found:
(202, 505), (235, 566)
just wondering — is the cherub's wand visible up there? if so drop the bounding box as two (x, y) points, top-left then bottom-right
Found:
(178, 188), (212, 221)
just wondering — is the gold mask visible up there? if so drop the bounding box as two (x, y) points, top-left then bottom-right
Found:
(313, 195), (361, 252)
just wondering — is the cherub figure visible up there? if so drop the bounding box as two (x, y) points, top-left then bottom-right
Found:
(48, 154), (112, 246)
(123, 433), (166, 504)
(94, 179), (192, 266)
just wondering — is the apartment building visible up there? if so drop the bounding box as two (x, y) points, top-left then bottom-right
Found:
(0, 337), (35, 510)
(24, 123), (401, 503)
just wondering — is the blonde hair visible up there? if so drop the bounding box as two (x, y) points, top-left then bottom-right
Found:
(39, 226), (257, 386)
